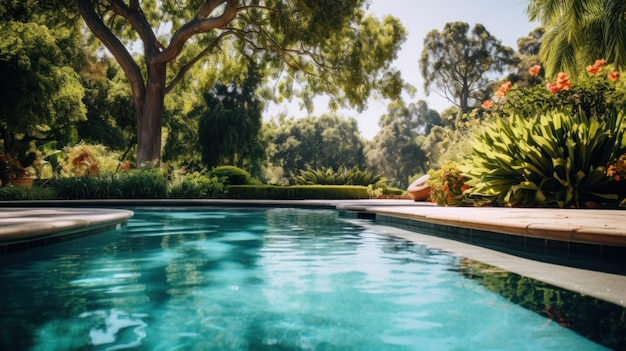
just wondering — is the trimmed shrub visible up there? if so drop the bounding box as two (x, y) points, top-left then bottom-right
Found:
(295, 167), (385, 186)
(210, 166), (252, 185)
(226, 185), (369, 200)
(168, 172), (225, 198)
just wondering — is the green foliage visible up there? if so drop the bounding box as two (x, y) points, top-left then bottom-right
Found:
(269, 114), (366, 181)
(168, 172), (225, 199)
(460, 111), (626, 208)
(527, 0), (626, 76)
(0, 185), (56, 200)
(295, 167), (385, 187)
(0, 21), (86, 153)
(365, 100), (436, 188)
(226, 185), (369, 200)
(210, 166), (253, 186)
(53, 171), (168, 199)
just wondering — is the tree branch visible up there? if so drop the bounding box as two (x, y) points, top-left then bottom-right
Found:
(108, 0), (161, 55)
(165, 30), (237, 93)
(74, 0), (145, 113)
(157, 0), (240, 64)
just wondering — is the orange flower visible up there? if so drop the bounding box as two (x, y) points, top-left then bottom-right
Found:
(608, 71), (620, 82)
(586, 64), (601, 75)
(546, 82), (561, 94)
(481, 100), (494, 109)
(586, 59), (607, 75)
(528, 65), (541, 76)
(494, 81), (513, 101)
(546, 72), (572, 93)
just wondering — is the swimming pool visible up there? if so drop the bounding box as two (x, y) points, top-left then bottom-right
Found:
(0, 208), (620, 350)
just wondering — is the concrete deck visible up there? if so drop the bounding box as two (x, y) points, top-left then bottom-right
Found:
(0, 199), (625, 307)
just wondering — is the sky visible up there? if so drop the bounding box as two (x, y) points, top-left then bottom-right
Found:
(266, 0), (539, 139)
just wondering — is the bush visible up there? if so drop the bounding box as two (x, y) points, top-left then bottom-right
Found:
(460, 111), (626, 208)
(0, 186), (56, 200)
(210, 166), (252, 185)
(168, 172), (225, 198)
(226, 185), (369, 199)
(427, 162), (479, 206)
(54, 170), (169, 199)
(295, 167), (386, 187)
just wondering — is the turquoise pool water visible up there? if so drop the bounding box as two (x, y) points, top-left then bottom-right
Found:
(0, 208), (616, 350)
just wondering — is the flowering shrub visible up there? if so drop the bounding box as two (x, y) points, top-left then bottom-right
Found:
(482, 59), (626, 122)
(0, 154), (30, 181)
(427, 162), (476, 206)
(59, 144), (122, 177)
(606, 154), (626, 182)
(466, 61), (626, 208)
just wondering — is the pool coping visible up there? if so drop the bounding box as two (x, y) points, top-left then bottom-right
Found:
(1, 199), (625, 307)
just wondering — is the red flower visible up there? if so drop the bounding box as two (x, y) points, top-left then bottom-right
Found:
(608, 71), (620, 82)
(528, 65), (541, 76)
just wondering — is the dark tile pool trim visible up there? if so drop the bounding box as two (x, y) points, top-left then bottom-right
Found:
(0, 221), (126, 255)
(339, 210), (626, 275)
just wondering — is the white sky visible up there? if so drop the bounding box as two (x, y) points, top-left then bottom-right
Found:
(267, 0), (539, 139)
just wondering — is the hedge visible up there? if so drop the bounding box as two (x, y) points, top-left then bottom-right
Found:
(226, 185), (370, 200)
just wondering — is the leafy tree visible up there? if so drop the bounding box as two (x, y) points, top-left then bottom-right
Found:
(420, 22), (516, 113)
(365, 100), (436, 188)
(527, 0), (626, 76)
(269, 114), (365, 181)
(196, 66), (266, 175)
(72, 0), (407, 165)
(0, 21), (86, 154)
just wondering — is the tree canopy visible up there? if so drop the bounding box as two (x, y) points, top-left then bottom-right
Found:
(365, 100), (436, 187)
(0, 20), (86, 154)
(73, 0), (407, 165)
(269, 114), (366, 181)
(420, 22), (515, 113)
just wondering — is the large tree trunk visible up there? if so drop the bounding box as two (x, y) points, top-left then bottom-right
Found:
(137, 62), (166, 165)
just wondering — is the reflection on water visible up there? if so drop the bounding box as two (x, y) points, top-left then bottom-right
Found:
(0, 208), (618, 350)
(460, 260), (626, 350)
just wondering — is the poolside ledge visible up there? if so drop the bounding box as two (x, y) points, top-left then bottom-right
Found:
(0, 207), (133, 253)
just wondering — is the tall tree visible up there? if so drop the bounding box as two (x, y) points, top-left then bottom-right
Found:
(527, 0), (626, 76)
(270, 114), (365, 181)
(420, 22), (515, 113)
(73, 0), (407, 165)
(365, 100), (435, 188)
(197, 66), (265, 173)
